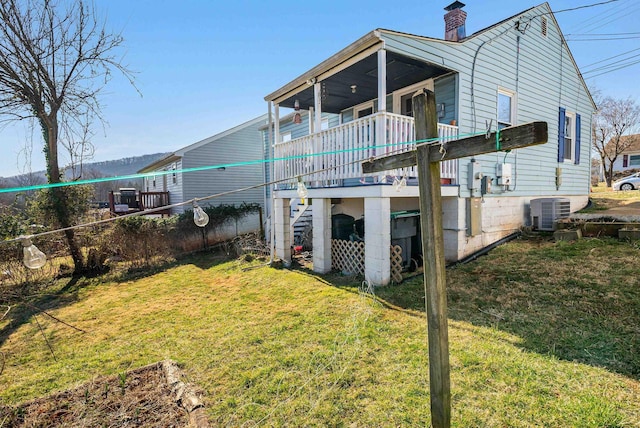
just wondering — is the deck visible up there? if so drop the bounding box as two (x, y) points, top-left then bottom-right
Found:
(273, 111), (458, 188)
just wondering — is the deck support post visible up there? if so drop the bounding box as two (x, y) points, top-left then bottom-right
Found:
(364, 197), (391, 286)
(274, 197), (292, 266)
(312, 198), (332, 273)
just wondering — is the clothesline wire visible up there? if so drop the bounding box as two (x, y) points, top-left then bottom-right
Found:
(3, 130), (482, 244)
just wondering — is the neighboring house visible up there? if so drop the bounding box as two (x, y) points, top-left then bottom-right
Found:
(139, 115), (268, 215)
(611, 134), (640, 174)
(263, 2), (595, 286)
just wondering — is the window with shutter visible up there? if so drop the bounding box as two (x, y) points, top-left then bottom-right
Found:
(558, 107), (565, 162)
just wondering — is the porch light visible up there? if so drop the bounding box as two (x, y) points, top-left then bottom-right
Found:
(192, 201), (210, 227)
(293, 99), (302, 124)
(20, 235), (46, 269)
(351, 85), (357, 94)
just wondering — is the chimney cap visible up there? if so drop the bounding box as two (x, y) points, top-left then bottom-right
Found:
(444, 1), (465, 11)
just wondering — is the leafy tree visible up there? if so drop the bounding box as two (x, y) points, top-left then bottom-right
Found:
(0, 0), (135, 272)
(592, 96), (640, 187)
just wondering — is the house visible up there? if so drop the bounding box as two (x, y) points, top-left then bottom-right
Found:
(139, 115), (268, 215)
(263, 2), (595, 286)
(611, 134), (640, 174)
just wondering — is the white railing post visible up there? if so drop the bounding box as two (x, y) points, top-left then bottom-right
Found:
(273, 112), (458, 184)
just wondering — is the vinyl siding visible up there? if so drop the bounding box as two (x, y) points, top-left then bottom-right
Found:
(381, 3), (594, 199)
(166, 160), (183, 214)
(182, 120), (265, 212)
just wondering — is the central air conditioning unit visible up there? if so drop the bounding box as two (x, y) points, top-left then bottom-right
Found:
(530, 198), (571, 231)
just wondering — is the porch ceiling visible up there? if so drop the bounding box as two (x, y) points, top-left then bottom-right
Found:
(278, 52), (451, 114)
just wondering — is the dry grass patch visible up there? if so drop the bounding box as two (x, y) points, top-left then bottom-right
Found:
(0, 362), (187, 427)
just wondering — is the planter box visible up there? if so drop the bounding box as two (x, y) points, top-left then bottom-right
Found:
(618, 229), (640, 240)
(553, 229), (582, 242)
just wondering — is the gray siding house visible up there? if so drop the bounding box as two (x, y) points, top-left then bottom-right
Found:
(139, 115), (267, 215)
(264, 2), (595, 285)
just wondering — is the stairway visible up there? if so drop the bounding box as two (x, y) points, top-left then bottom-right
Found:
(290, 200), (313, 248)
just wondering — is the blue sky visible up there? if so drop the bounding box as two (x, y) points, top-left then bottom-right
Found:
(1, 0), (638, 177)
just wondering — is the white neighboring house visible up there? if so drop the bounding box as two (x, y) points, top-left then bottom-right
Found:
(611, 135), (640, 174)
(138, 115), (268, 215)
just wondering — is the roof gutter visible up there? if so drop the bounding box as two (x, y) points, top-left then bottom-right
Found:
(138, 154), (181, 173)
(264, 30), (384, 103)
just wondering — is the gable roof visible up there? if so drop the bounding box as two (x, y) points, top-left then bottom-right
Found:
(617, 135), (640, 153)
(138, 114), (268, 173)
(265, 2), (595, 110)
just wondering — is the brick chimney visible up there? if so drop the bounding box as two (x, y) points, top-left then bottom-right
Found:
(444, 1), (467, 42)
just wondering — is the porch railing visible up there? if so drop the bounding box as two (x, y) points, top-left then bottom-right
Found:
(273, 111), (458, 186)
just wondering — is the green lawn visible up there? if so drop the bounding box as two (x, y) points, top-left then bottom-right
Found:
(1, 238), (639, 427)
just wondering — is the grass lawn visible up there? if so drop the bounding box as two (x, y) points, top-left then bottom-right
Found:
(1, 238), (639, 426)
(586, 183), (640, 212)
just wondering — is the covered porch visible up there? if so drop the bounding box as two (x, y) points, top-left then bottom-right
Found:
(265, 31), (459, 189)
(266, 32), (461, 285)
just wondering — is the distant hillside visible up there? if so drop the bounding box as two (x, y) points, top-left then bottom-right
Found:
(2, 153), (170, 186)
(76, 153), (171, 178)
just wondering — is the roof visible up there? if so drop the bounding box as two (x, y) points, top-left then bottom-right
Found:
(618, 135), (640, 153)
(138, 114), (268, 173)
(264, 2), (596, 111)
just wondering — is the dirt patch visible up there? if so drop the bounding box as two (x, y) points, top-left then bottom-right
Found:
(0, 362), (190, 427)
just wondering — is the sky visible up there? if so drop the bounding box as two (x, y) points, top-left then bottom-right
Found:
(1, 0), (639, 178)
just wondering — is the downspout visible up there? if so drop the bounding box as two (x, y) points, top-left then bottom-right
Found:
(268, 101), (275, 264)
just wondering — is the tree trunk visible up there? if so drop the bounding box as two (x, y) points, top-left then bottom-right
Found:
(42, 118), (87, 273)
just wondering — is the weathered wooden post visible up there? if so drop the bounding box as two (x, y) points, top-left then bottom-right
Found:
(362, 90), (548, 428)
(414, 90), (451, 427)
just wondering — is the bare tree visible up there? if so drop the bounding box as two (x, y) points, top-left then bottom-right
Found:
(0, 0), (135, 272)
(592, 96), (640, 187)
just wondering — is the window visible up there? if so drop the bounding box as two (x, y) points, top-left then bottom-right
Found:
(563, 112), (575, 162)
(392, 78), (434, 116)
(497, 89), (516, 129)
(401, 93), (414, 117)
(354, 101), (375, 119)
(558, 107), (581, 164)
(630, 155), (640, 166)
(280, 132), (292, 143)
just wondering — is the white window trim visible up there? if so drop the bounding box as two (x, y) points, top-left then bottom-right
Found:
(392, 78), (434, 115)
(280, 131), (292, 143)
(353, 100), (375, 118)
(563, 111), (575, 163)
(497, 87), (517, 128)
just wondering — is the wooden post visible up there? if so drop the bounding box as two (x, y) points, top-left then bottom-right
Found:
(414, 89), (450, 428)
(360, 95), (548, 427)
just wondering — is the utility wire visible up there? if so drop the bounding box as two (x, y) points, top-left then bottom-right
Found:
(552, 0), (621, 14)
(583, 58), (640, 78)
(567, 35), (640, 40)
(580, 46), (640, 68)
